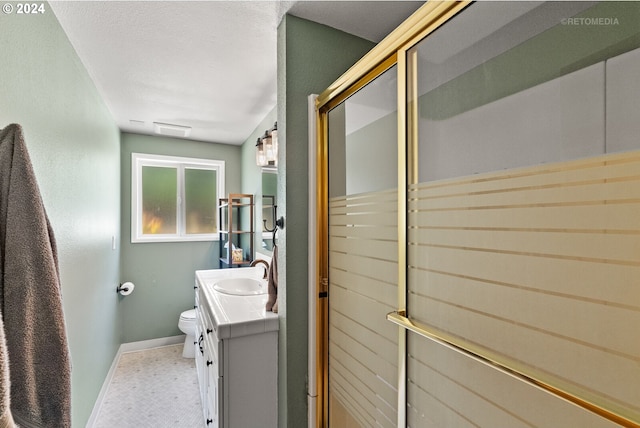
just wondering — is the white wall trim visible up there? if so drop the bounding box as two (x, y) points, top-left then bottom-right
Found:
(307, 94), (319, 428)
(84, 345), (123, 428)
(85, 335), (185, 427)
(118, 334), (185, 354)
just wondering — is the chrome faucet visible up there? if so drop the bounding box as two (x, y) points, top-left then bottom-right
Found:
(250, 259), (269, 279)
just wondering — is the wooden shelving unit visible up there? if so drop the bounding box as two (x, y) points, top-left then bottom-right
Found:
(218, 193), (254, 268)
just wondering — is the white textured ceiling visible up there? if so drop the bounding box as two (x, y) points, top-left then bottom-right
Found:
(49, 1), (423, 145)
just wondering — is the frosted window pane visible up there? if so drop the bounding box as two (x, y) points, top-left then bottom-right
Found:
(142, 166), (177, 234)
(185, 168), (216, 234)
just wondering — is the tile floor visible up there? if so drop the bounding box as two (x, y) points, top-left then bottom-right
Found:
(94, 344), (203, 428)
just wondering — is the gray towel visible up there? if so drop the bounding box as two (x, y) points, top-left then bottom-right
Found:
(265, 244), (278, 312)
(0, 318), (14, 428)
(0, 124), (71, 427)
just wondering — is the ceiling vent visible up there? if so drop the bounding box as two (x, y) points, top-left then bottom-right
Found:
(153, 122), (192, 138)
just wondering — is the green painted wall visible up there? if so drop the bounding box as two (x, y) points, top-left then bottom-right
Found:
(277, 15), (375, 427)
(0, 6), (121, 426)
(120, 132), (242, 342)
(241, 106), (277, 254)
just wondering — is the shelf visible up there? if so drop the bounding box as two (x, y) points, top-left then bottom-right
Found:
(219, 257), (251, 266)
(218, 193), (254, 269)
(219, 203), (253, 208)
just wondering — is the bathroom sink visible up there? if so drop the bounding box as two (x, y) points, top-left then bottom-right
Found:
(213, 278), (265, 295)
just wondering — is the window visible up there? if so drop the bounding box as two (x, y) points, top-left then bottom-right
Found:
(131, 153), (225, 243)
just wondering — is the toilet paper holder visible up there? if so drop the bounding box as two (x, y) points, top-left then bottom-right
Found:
(116, 283), (129, 293)
(116, 282), (135, 295)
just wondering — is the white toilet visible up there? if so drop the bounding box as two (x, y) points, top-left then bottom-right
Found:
(178, 309), (197, 358)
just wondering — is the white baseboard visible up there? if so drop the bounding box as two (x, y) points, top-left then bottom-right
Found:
(118, 334), (185, 353)
(85, 335), (186, 428)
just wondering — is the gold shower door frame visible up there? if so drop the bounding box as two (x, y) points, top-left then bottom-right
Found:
(316, 1), (640, 427)
(314, 2), (469, 427)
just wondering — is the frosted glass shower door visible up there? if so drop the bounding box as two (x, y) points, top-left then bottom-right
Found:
(326, 65), (399, 428)
(402, 2), (640, 426)
(318, 2), (640, 427)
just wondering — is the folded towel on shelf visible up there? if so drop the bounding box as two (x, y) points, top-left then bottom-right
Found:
(0, 124), (71, 427)
(266, 244), (278, 312)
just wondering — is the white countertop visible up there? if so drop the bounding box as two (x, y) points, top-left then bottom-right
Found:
(196, 268), (279, 340)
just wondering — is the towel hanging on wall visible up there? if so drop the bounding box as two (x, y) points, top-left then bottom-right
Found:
(0, 124), (71, 427)
(266, 243), (278, 312)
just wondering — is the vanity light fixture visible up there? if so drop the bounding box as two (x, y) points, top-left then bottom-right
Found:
(266, 122), (278, 164)
(255, 137), (267, 166)
(262, 130), (272, 161)
(255, 121), (278, 167)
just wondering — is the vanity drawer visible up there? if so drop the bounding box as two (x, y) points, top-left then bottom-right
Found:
(198, 303), (223, 377)
(205, 331), (222, 377)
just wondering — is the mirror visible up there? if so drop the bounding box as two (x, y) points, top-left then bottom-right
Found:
(261, 168), (277, 252)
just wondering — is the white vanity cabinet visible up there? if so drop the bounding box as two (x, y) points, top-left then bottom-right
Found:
(196, 291), (223, 426)
(195, 269), (278, 428)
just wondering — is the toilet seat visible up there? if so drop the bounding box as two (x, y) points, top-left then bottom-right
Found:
(178, 309), (197, 336)
(180, 309), (196, 321)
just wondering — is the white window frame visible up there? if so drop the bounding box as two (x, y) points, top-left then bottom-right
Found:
(131, 153), (225, 243)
